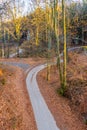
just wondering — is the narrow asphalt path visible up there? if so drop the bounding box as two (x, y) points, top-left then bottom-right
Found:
(1, 46), (84, 130)
(26, 47), (84, 130)
(1, 61), (30, 71)
(1, 61), (60, 129)
(26, 64), (60, 130)
(0, 49), (30, 70)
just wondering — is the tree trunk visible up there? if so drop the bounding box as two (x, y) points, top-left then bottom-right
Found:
(62, 0), (67, 91)
(55, 0), (63, 86)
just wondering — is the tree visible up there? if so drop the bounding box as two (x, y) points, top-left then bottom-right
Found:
(46, 1), (52, 81)
(62, 0), (67, 94)
(54, 0), (63, 87)
(3, 0), (24, 57)
(0, 1), (7, 58)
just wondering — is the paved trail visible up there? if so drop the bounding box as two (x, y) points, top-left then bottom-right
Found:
(1, 46), (84, 130)
(1, 60), (59, 130)
(0, 61), (29, 71)
(26, 64), (60, 130)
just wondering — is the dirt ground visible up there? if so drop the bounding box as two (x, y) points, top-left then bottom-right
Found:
(0, 64), (37, 130)
(37, 52), (87, 130)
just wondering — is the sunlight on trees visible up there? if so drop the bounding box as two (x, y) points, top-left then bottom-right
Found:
(0, 0), (87, 92)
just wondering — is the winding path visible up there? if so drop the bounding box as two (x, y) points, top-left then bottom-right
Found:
(26, 47), (85, 130)
(1, 60), (60, 129)
(2, 46), (85, 130)
(26, 64), (60, 130)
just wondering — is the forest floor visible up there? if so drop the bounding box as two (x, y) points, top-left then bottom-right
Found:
(0, 64), (37, 130)
(0, 53), (87, 130)
(37, 52), (87, 130)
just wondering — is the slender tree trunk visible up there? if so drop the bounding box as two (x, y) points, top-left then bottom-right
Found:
(46, 6), (50, 81)
(2, 43), (5, 58)
(55, 0), (63, 85)
(62, 0), (67, 90)
(7, 32), (10, 58)
(45, 0), (51, 81)
(36, 26), (39, 46)
(47, 25), (51, 81)
(36, 0), (39, 46)
(3, 28), (6, 58)
(47, 53), (51, 81)
(7, 43), (9, 58)
(16, 39), (20, 58)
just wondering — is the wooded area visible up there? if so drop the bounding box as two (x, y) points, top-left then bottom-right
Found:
(0, 0), (87, 93)
(0, 0), (87, 129)
(0, 0), (87, 54)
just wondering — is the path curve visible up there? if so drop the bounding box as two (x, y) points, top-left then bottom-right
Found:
(26, 46), (86, 130)
(1, 46), (85, 130)
(26, 64), (60, 130)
